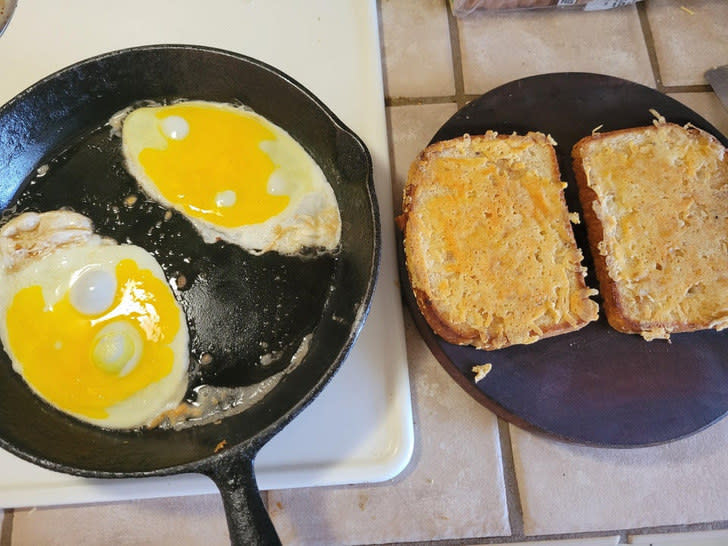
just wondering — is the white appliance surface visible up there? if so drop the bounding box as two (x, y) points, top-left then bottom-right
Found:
(0, 0), (413, 508)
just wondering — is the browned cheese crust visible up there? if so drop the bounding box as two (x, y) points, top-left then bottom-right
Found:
(399, 131), (599, 350)
(571, 122), (728, 340)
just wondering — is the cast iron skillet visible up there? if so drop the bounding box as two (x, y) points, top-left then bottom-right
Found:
(399, 73), (728, 448)
(0, 45), (380, 544)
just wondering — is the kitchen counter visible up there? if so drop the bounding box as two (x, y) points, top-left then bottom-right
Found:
(3, 1), (728, 545)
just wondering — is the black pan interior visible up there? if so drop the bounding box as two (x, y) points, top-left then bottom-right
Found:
(0, 45), (378, 474)
(401, 72), (728, 447)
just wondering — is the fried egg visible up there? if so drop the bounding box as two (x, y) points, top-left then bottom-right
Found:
(118, 101), (341, 255)
(0, 211), (189, 429)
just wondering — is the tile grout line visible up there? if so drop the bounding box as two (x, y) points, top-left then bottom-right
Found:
(385, 93), (491, 108)
(497, 419), (525, 537)
(375, 0), (392, 110)
(662, 84), (713, 94)
(445, 0), (467, 108)
(636, 0), (663, 91)
(374, 0), (396, 201)
(379, 519), (728, 545)
(385, 95), (460, 107)
(0, 509), (13, 546)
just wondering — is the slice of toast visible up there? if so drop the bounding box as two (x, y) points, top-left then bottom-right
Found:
(399, 131), (598, 351)
(572, 121), (728, 340)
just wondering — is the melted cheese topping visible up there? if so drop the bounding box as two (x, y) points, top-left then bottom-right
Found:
(582, 123), (728, 338)
(405, 132), (598, 350)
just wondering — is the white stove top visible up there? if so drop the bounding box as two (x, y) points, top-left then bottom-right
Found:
(0, 0), (413, 507)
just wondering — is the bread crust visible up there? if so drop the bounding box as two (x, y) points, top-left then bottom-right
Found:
(572, 122), (728, 340)
(400, 131), (598, 350)
(572, 134), (636, 334)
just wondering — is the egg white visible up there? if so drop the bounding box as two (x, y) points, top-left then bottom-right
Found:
(118, 100), (342, 255)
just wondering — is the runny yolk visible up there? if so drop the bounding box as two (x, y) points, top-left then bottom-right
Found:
(138, 104), (290, 227)
(5, 260), (181, 419)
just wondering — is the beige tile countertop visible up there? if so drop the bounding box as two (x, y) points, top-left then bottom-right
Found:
(3, 1), (728, 545)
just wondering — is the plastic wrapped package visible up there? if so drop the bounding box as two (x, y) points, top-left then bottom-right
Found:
(451, 0), (642, 16)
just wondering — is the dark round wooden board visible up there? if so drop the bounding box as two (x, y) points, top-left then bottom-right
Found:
(398, 72), (728, 447)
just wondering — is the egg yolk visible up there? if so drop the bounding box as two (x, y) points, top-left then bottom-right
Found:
(138, 104), (290, 227)
(5, 260), (182, 419)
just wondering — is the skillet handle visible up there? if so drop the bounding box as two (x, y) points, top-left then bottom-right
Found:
(204, 454), (282, 546)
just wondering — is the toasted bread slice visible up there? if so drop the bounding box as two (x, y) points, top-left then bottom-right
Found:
(399, 131), (598, 351)
(572, 121), (728, 340)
